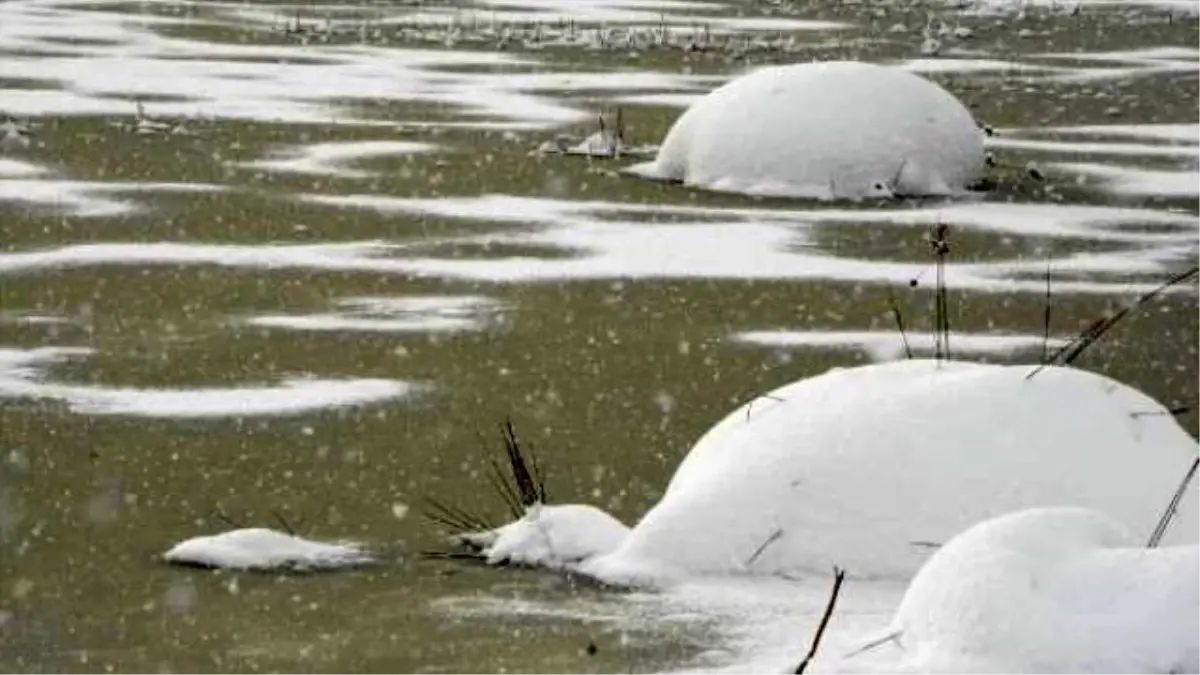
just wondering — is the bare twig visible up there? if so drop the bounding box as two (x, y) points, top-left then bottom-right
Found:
(794, 566), (847, 674)
(1147, 456), (1199, 548)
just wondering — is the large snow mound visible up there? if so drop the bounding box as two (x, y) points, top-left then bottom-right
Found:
(625, 61), (985, 200)
(582, 360), (1198, 584)
(163, 528), (374, 572)
(854, 507), (1199, 674)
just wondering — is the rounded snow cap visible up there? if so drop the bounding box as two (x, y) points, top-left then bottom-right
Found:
(626, 60), (985, 201)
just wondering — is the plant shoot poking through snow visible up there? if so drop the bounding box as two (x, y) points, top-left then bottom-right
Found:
(794, 566), (847, 674)
(423, 419), (549, 548)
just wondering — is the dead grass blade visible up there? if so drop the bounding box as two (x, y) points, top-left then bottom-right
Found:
(1129, 405), (1191, 419)
(501, 418), (544, 508)
(422, 495), (493, 534)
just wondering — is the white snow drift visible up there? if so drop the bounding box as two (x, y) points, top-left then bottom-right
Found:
(457, 503), (630, 569)
(163, 528), (373, 571)
(458, 360), (1197, 585)
(625, 61), (985, 200)
(851, 507), (1198, 674)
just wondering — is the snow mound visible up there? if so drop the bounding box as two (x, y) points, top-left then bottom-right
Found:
(163, 528), (374, 572)
(457, 504), (629, 569)
(456, 360), (1196, 587)
(855, 507), (1199, 674)
(582, 360), (1197, 584)
(625, 61), (985, 200)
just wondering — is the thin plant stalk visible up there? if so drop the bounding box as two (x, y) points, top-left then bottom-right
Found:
(1041, 260), (1052, 363)
(421, 418), (547, 539)
(887, 288), (913, 360)
(794, 566), (848, 674)
(1147, 456), (1199, 548)
(929, 223), (951, 363)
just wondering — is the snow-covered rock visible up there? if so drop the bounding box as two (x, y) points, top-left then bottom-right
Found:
(456, 504), (629, 569)
(625, 61), (985, 200)
(163, 528), (374, 572)
(851, 507), (1198, 673)
(461, 360), (1197, 586)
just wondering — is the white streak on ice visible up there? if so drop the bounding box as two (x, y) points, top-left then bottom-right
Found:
(0, 346), (418, 418)
(731, 330), (1071, 363)
(236, 140), (436, 178)
(243, 295), (505, 334)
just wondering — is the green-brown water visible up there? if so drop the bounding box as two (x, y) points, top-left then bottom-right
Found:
(0, 0), (1197, 671)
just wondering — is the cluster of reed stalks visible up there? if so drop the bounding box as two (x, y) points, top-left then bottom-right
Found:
(423, 418), (546, 541)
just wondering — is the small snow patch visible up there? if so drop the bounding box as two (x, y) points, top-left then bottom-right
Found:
(236, 140), (435, 178)
(0, 158), (46, 178)
(163, 528), (374, 572)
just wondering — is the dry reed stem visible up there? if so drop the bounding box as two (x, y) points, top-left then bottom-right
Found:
(794, 566), (847, 674)
(421, 418), (546, 538)
(887, 288), (913, 360)
(1148, 456), (1199, 548)
(1041, 259), (1053, 363)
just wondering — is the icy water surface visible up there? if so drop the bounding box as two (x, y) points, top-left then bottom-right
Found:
(0, 0), (1197, 671)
